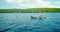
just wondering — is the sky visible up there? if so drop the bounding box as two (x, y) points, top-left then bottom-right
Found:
(0, 0), (60, 9)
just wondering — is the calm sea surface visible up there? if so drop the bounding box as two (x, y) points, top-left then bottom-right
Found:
(0, 13), (60, 32)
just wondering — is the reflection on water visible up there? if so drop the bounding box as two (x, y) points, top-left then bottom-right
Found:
(0, 13), (60, 32)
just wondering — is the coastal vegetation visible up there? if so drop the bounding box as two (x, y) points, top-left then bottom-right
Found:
(0, 8), (60, 13)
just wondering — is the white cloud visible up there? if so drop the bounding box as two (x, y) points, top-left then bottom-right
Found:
(6, 0), (60, 8)
(6, 0), (15, 3)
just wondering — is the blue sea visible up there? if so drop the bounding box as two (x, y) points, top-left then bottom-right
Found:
(0, 13), (60, 32)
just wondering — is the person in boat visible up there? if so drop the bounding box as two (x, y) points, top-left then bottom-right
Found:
(31, 14), (46, 19)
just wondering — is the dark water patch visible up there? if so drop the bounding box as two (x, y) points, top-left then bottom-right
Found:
(53, 28), (60, 32)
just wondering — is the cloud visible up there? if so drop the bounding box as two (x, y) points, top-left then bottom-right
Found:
(6, 0), (16, 3)
(6, 0), (60, 8)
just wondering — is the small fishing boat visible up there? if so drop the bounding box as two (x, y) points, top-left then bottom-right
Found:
(31, 14), (46, 20)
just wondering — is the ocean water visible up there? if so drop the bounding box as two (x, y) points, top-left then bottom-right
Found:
(0, 13), (60, 32)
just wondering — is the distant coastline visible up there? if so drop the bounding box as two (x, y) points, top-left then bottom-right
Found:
(0, 8), (60, 13)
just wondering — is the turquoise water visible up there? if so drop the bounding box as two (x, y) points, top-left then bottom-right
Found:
(0, 13), (60, 32)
